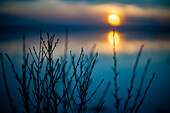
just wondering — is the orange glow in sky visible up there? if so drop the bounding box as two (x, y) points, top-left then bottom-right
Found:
(108, 14), (120, 26)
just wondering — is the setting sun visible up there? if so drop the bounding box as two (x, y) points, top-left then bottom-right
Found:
(108, 14), (120, 26)
(108, 31), (120, 45)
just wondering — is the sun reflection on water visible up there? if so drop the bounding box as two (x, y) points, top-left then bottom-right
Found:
(107, 31), (120, 47)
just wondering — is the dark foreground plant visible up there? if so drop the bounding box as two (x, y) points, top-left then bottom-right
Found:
(0, 28), (156, 113)
(111, 29), (156, 113)
(0, 28), (104, 113)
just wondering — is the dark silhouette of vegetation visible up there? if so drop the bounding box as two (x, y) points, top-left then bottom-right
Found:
(112, 29), (156, 113)
(0, 28), (104, 113)
(0, 53), (17, 113)
(112, 29), (121, 113)
(0, 28), (156, 113)
(123, 44), (144, 113)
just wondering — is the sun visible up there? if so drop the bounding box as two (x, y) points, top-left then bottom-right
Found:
(108, 31), (120, 45)
(108, 14), (120, 26)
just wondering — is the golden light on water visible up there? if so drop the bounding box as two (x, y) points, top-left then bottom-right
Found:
(108, 14), (120, 26)
(108, 31), (120, 46)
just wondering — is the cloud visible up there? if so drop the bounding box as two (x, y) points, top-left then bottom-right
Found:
(0, 1), (170, 25)
(0, 0), (37, 3)
(1, 0), (170, 7)
(0, 13), (40, 25)
(61, 0), (170, 7)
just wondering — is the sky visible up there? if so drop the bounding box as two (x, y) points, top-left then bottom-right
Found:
(0, 0), (170, 26)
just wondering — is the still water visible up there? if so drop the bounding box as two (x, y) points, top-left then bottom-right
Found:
(0, 25), (170, 113)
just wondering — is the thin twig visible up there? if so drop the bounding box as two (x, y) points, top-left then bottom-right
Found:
(123, 45), (144, 113)
(134, 73), (155, 113)
(0, 53), (17, 113)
